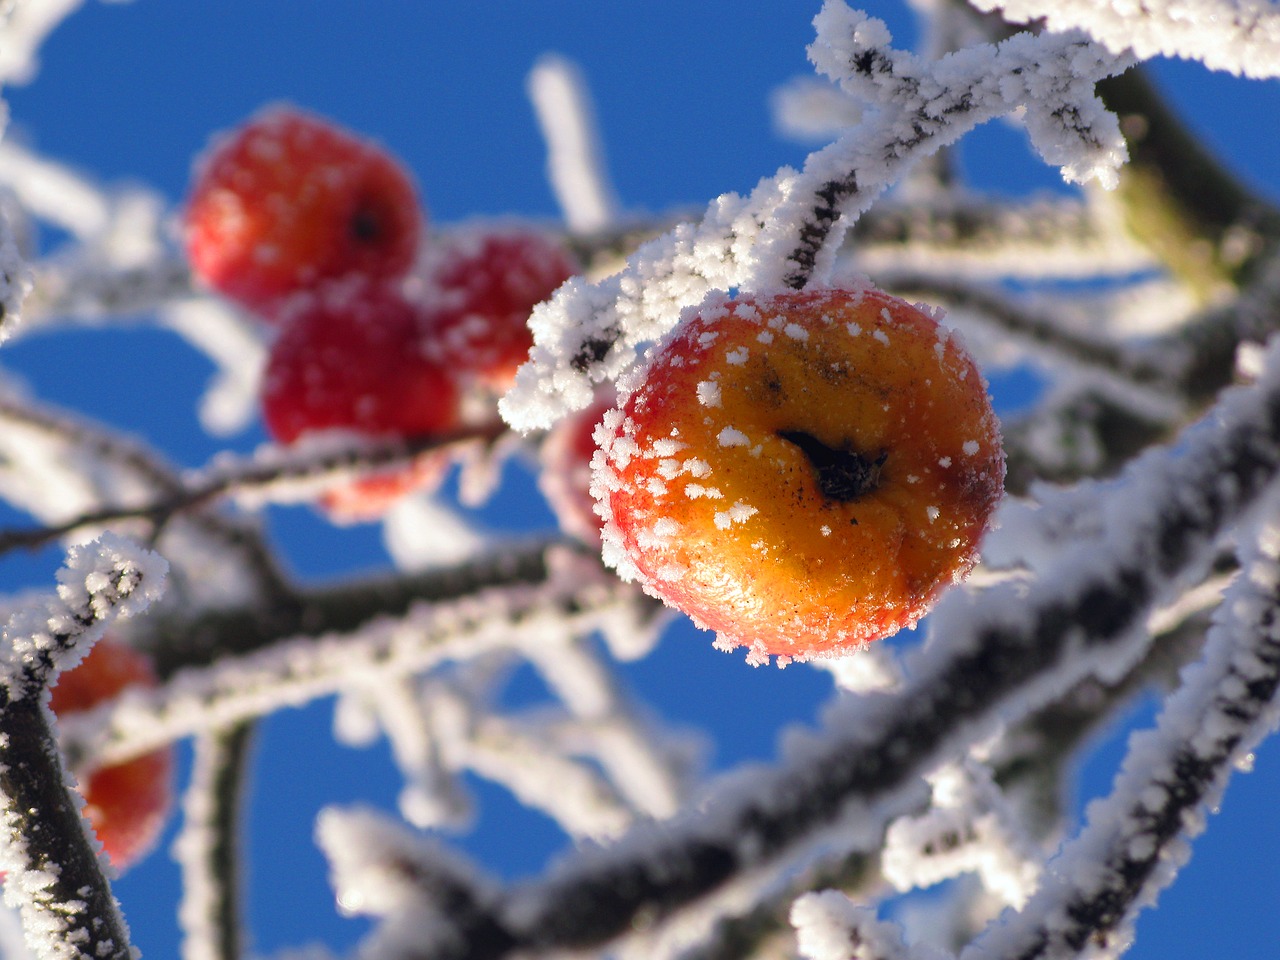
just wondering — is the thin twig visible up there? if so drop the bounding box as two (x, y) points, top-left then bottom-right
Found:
(176, 721), (256, 960)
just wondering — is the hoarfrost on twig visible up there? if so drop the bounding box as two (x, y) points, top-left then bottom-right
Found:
(527, 54), (621, 236)
(963, 499), (1280, 958)
(0, 535), (166, 960)
(500, 1), (1127, 432)
(791, 891), (916, 960)
(972, 0), (1280, 79)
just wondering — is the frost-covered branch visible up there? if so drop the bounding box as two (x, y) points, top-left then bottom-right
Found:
(61, 544), (647, 768)
(527, 54), (620, 235)
(22, 255), (193, 325)
(965, 505), (1280, 959)
(0, 139), (109, 239)
(1095, 67), (1280, 296)
(793, 3), (1125, 277)
(0, 424), (502, 558)
(501, 2), (1127, 431)
(0, 535), (166, 960)
(0, 393), (296, 614)
(973, 0), (1280, 79)
(0, 0), (89, 87)
(318, 807), (510, 960)
(0, 534), (167, 694)
(851, 194), (1154, 279)
(878, 273), (1184, 417)
(175, 722), (254, 960)
(990, 248), (1280, 492)
(791, 892), (916, 960)
(677, 849), (881, 960)
(882, 761), (1042, 909)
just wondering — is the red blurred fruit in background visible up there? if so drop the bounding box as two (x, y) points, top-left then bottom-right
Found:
(262, 281), (460, 443)
(423, 227), (578, 391)
(261, 280), (462, 520)
(539, 389), (614, 546)
(49, 637), (173, 870)
(186, 106), (422, 318)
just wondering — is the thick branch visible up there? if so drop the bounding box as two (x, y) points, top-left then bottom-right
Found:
(0, 538), (164, 960)
(0, 695), (133, 960)
(1099, 68), (1280, 296)
(62, 542), (651, 768)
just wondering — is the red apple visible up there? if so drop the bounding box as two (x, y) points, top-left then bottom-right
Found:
(186, 106), (422, 318)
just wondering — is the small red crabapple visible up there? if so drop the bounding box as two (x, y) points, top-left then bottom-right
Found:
(593, 286), (1005, 664)
(48, 637), (173, 870)
(317, 453), (452, 525)
(422, 227), (579, 392)
(261, 280), (463, 519)
(185, 106), (422, 317)
(262, 280), (461, 443)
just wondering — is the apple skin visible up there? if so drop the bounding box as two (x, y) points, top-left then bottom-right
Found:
(262, 280), (461, 445)
(424, 228), (579, 392)
(260, 280), (462, 520)
(592, 286), (1005, 663)
(48, 638), (174, 870)
(185, 106), (422, 318)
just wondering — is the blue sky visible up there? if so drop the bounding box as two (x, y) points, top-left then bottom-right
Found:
(2, 3), (1279, 959)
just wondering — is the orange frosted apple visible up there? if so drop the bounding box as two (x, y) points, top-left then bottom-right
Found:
(592, 286), (1004, 663)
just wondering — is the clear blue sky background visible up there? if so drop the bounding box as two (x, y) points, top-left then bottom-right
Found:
(2, 3), (1278, 958)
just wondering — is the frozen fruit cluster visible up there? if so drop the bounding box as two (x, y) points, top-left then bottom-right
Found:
(49, 637), (173, 871)
(593, 286), (1005, 663)
(185, 107), (578, 520)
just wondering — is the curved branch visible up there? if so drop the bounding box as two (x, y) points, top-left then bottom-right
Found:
(0, 537), (166, 960)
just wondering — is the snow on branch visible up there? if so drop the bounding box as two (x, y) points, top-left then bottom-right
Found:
(0, 206), (30, 343)
(60, 545), (643, 769)
(0, 533), (167, 697)
(972, 0), (1280, 80)
(807, 2), (1126, 188)
(791, 891), (917, 960)
(318, 806), (509, 959)
(385, 331), (1280, 960)
(881, 761), (1042, 910)
(964, 503), (1280, 959)
(527, 54), (620, 235)
(0, 534), (166, 960)
(851, 195), (1155, 280)
(500, 2), (1127, 432)
(876, 273), (1185, 421)
(174, 722), (253, 960)
(0, 0), (89, 86)
(0, 423), (501, 558)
